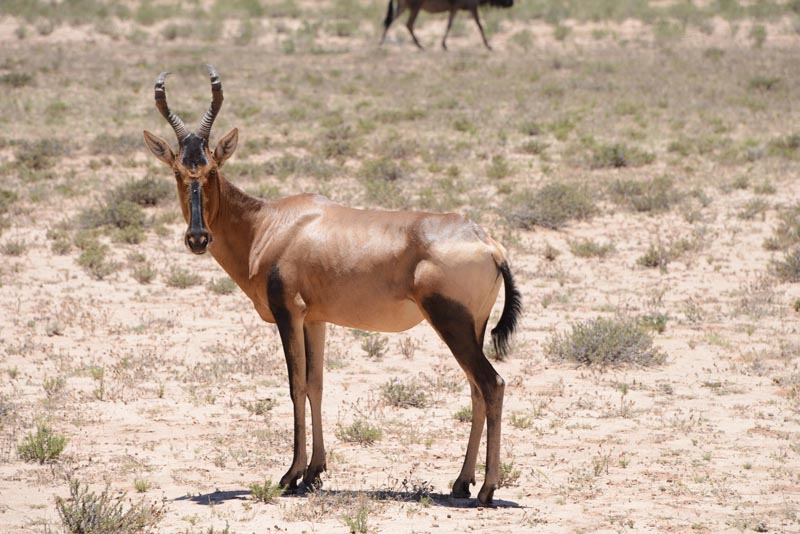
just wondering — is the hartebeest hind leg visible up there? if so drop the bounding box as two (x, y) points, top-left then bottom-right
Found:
(303, 321), (327, 488)
(421, 294), (504, 505)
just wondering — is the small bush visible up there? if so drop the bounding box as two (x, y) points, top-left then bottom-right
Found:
(359, 157), (403, 182)
(78, 199), (146, 231)
(637, 243), (671, 270)
(453, 406), (472, 422)
(1, 239), (27, 256)
(335, 420), (383, 446)
(15, 139), (72, 170)
(319, 123), (358, 159)
(639, 313), (668, 333)
(208, 277), (237, 295)
(545, 317), (666, 368)
(17, 423), (67, 463)
(569, 238), (614, 258)
(56, 478), (164, 534)
(486, 155), (512, 179)
(0, 188), (18, 216)
(361, 334), (389, 359)
(764, 205), (800, 250)
(590, 143), (655, 169)
(608, 176), (679, 213)
(112, 176), (173, 207)
(0, 72), (34, 87)
(772, 248), (800, 283)
(78, 240), (118, 280)
(506, 182), (595, 230)
(249, 479), (285, 503)
(131, 261), (157, 284)
(381, 378), (428, 408)
(89, 133), (144, 156)
(165, 267), (202, 289)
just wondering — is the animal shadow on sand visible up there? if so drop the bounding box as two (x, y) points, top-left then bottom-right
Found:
(176, 487), (521, 509)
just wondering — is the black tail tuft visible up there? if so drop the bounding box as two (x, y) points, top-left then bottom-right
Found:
(384, 0), (394, 29)
(488, 0), (514, 8)
(491, 261), (522, 358)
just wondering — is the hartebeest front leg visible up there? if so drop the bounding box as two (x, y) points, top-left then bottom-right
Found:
(268, 269), (308, 492)
(302, 321), (327, 488)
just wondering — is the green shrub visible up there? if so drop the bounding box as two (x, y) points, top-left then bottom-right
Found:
(506, 182), (595, 230)
(165, 267), (202, 289)
(359, 158), (403, 183)
(569, 238), (614, 258)
(453, 406), (472, 422)
(609, 176), (679, 213)
(637, 243), (671, 270)
(56, 478), (164, 534)
(591, 143), (655, 169)
(764, 205), (800, 250)
(335, 420), (382, 445)
(78, 199), (146, 231)
(131, 261), (157, 284)
(486, 155), (512, 179)
(77, 240), (118, 280)
(319, 123), (358, 159)
(89, 133), (143, 156)
(249, 479), (285, 503)
(545, 317), (666, 368)
(772, 248), (800, 283)
(208, 277), (237, 295)
(381, 378), (428, 408)
(0, 72), (34, 87)
(17, 423), (67, 463)
(361, 334), (389, 359)
(15, 139), (72, 170)
(112, 176), (173, 206)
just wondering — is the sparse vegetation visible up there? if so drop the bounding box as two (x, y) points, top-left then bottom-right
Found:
(381, 378), (428, 408)
(506, 182), (595, 230)
(249, 479), (285, 503)
(56, 478), (164, 534)
(545, 317), (667, 368)
(335, 420), (383, 446)
(17, 423), (67, 463)
(165, 267), (202, 289)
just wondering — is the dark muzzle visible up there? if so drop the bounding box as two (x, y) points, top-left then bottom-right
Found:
(185, 181), (211, 254)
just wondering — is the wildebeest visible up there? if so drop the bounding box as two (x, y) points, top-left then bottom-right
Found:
(380, 0), (514, 50)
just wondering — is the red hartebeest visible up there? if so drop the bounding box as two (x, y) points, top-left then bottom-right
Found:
(142, 66), (521, 505)
(380, 0), (514, 51)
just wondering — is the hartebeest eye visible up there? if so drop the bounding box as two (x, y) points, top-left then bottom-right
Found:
(209, 169), (217, 179)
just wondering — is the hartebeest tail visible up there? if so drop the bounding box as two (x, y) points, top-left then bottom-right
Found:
(491, 261), (522, 357)
(143, 65), (521, 506)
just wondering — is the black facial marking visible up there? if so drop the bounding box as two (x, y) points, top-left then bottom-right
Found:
(179, 133), (208, 169)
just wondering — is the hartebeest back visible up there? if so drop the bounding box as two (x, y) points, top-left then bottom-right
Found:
(381, 0), (514, 50)
(142, 65), (521, 505)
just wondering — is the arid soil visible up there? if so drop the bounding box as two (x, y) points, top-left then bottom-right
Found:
(0, 3), (799, 533)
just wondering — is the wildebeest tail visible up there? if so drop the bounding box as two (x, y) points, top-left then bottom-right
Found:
(384, 0), (395, 28)
(491, 261), (522, 358)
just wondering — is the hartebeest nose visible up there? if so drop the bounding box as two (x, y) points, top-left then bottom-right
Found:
(185, 230), (211, 254)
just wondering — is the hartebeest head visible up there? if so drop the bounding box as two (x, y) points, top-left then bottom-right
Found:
(142, 65), (238, 255)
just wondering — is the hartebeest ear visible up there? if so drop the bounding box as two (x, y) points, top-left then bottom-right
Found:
(143, 130), (175, 166)
(213, 128), (238, 167)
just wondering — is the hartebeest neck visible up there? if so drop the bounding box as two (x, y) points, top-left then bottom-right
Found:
(206, 175), (264, 289)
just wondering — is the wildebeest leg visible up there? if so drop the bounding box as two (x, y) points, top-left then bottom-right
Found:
(302, 321), (327, 488)
(442, 9), (457, 50)
(268, 269), (308, 492)
(421, 294), (504, 505)
(406, 5), (424, 49)
(381, 1), (406, 45)
(469, 7), (492, 50)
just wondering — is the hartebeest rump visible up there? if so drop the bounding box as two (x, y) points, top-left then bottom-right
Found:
(381, 0), (514, 50)
(142, 66), (521, 505)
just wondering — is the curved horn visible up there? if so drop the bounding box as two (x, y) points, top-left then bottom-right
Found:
(154, 71), (190, 142)
(196, 64), (223, 140)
